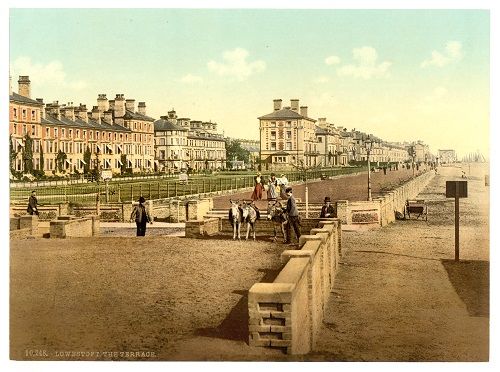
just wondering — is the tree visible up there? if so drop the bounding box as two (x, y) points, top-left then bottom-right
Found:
(120, 153), (127, 174)
(22, 134), (34, 174)
(56, 150), (67, 173)
(83, 145), (92, 175)
(225, 139), (250, 168)
(9, 135), (18, 172)
(39, 144), (44, 175)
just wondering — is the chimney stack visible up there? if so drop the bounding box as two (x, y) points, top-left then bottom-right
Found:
(61, 103), (75, 121)
(103, 110), (113, 124)
(47, 101), (61, 120)
(273, 99), (282, 111)
(97, 94), (109, 112)
(318, 117), (327, 128)
(18, 76), (31, 98)
(300, 106), (308, 118)
(36, 98), (45, 119)
(290, 99), (299, 112)
(138, 102), (147, 116)
(114, 94), (125, 118)
(76, 104), (88, 123)
(91, 106), (101, 124)
(108, 99), (115, 111)
(125, 99), (135, 113)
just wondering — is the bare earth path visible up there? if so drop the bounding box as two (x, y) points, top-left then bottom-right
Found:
(9, 163), (489, 361)
(311, 163), (489, 361)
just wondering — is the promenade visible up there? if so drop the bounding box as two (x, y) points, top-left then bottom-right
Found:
(9, 163), (489, 361)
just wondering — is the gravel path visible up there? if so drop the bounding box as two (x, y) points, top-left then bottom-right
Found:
(9, 163), (489, 361)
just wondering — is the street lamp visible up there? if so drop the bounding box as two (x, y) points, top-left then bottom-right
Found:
(366, 137), (373, 201)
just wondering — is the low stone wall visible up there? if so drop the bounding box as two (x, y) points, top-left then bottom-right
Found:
(217, 217), (328, 236)
(248, 219), (341, 354)
(335, 171), (435, 226)
(49, 215), (100, 238)
(185, 217), (221, 238)
(10, 228), (33, 239)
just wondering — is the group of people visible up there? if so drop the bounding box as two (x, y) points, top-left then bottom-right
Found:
(251, 172), (289, 201)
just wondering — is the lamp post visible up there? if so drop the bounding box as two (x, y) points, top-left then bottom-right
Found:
(366, 138), (373, 201)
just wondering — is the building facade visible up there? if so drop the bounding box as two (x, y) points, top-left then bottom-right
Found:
(259, 99), (318, 170)
(9, 76), (155, 177)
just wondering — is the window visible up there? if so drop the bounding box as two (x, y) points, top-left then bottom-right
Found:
(54, 128), (58, 138)
(271, 142), (276, 151)
(22, 109), (27, 119)
(270, 131), (276, 140)
(69, 129), (73, 138)
(318, 137), (323, 143)
(270, 121), (276, 128)
(13, 108), (17, 118)
(286, 142), (292, 151)
(31, 110), (36, 121)
(31, 125), (36, 136)
(286, 131), (292, 139)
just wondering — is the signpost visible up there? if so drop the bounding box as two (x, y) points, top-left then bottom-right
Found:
(446, 181), (468, 261)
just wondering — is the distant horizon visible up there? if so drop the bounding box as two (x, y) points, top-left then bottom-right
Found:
(9, 9), (490, 159)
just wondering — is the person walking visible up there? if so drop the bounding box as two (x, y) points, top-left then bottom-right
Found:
(130, 196), (153, 236)
(285, 187), (301, 243)
(320, 196), (335, 218)
(251, 172), (264, 201)
(267, 173), (278, 200)
(27, 190), (39, 216)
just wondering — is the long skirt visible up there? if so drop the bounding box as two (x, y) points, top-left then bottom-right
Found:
(251, 183), (263, 200)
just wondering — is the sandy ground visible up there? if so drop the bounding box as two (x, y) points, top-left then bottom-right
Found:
(9, 163), (489, 361)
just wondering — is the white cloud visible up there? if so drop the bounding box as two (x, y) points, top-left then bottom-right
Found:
(180, 73), (203, 84)
(325, 55), (341, 65)
(314, 76), (330, 84)
(425, 86), (448, 101)
(336, 46), (392, 79)
(207, 48), (266, 81)
(10, 56), (87, 91)
(421, 41), (463, 68)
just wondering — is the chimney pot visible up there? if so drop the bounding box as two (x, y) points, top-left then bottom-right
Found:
(291, 99), (299, 112)
(273, 99), (282, 111)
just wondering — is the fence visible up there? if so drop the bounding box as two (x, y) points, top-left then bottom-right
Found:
(10, 166), (364, 205)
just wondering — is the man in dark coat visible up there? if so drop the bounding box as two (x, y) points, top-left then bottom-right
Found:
(130, 196), (153, 236)
(285, 187), (301, 243)
(27, 190), (39, 216)
(320, 196), (335, 218)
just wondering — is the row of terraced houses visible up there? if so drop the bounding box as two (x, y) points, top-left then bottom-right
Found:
(9, 76), (226, 176)
(9, 76), (434, 177)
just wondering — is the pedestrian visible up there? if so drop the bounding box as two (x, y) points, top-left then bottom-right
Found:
(383, 166), (387, 175)
(251, 172), (264, 201)
(27, 190), (39, 216)
(278, 173), (289, 200)
(130, 196), (153, 236)
(267, 173), (278, 200)
(285, 187), (301, 243)
(320, 196), (335, 218)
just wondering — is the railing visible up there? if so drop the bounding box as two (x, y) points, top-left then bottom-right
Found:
(10, 166), (365, 204)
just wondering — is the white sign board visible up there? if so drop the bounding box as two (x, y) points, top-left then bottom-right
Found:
(101, 170), (113, 180)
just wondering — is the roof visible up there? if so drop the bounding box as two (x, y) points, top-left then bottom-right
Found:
(315, 126), (329, 135)
(43, 114), (131, 132)
(122, 110), (155, 122)
(154, 118), (187, 132)
(10, 92), (43, 106)
(273, 151), (291, 156)
(258, 108), (316, 122)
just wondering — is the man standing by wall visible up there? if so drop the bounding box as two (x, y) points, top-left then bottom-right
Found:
(285, 187), (301, 244)
(27, 190), (39, 216)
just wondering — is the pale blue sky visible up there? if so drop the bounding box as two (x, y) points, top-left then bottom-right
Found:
(9, 9), (490, 157)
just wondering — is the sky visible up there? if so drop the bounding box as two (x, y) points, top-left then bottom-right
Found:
(9, 8), (490, 158)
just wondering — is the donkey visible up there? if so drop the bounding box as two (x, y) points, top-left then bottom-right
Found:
(229, 199), (243, 240)
(267, 200), (288, 243)
(241, 201), (260, 241)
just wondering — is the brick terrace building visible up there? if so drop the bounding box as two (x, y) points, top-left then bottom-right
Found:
(9, 76), (155, 176)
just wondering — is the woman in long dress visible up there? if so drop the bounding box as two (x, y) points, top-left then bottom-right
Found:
(251, 172), (264, 200)
(267, 173), (278, 200)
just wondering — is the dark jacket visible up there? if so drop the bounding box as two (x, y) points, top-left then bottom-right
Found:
(27, 195), (39, 215)
(320, 205), (335, 218)
(286, 195), (299, 217)
(130, 203), (152, 224)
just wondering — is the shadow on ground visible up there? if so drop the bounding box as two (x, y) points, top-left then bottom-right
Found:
(441, 259), (489, 317)
(194, 268), (282, 343)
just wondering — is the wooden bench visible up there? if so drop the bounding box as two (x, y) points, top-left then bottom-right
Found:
(404, 199), (428, 221)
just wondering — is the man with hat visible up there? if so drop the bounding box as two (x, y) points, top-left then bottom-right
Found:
(320, 196), (336, 218)
(285, 187), (301, 243)
(130, 196), (153, 236)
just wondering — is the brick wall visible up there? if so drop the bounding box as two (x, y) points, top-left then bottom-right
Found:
(248, 219), (341, 354)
